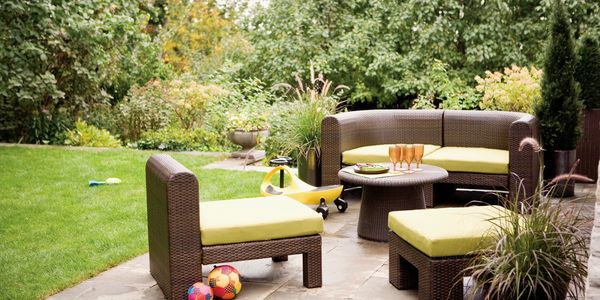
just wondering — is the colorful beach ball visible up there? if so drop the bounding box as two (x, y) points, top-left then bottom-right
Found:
(187, 282), (213, 300)
(207, 265), (242, 300)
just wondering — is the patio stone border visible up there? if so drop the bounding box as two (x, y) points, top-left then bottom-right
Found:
(586, 198), (600, 299)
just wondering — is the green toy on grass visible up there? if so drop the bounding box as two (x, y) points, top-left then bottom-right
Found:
(88, 178), (122, 187)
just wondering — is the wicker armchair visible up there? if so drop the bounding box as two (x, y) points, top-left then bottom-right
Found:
(321, 109), (540, 205)
(146, 154), (322, 300)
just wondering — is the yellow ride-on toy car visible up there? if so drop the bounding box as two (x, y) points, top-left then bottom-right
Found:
(260, 163), (347, 219)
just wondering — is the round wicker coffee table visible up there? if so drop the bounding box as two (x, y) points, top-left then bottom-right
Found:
(338, 164), (448, 242)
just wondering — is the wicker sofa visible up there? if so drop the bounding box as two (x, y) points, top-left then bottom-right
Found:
(321, 109), (539, 205)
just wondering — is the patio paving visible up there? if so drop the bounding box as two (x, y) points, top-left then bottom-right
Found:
(48, 157), (599, 300)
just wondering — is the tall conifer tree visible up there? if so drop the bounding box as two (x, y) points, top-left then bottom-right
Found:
(536, 0), (582, 150)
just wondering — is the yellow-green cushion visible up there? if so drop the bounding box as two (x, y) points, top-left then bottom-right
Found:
(421, 147), (509, 174)
(388, 206), (512, 257)
(200, 196), (324, 246)
(342, 144), (441, 165)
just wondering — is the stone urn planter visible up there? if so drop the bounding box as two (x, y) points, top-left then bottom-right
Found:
(228, 129), (269, 160)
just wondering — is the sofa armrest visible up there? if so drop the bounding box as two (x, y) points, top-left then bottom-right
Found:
(146, 154), (202, 300)
(322, 114), (360, 185)
(509, 115), (540, 202)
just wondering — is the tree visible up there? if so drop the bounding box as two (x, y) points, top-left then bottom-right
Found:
(242, 0), (600, 108)
(536, 0), (582, 151)
(575, 34), (600, 109)
(0, 0), (163, 143)
(161, 0), (236, 73)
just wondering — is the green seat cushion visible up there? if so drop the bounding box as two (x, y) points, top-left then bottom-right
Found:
(388, 206), (512, 257)
(200, 196), (324, 246)
(421, 146), (509, 174)
(342, 144), (441, 165)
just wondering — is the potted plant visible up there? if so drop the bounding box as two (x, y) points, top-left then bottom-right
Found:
(275, 65), (348, 186)
(466, 138), (591, 300)
(226, 109), (270, 159)
(575, 34), (600, 181)
(535, 0), (583, 197)
(467, 196), (589, 299)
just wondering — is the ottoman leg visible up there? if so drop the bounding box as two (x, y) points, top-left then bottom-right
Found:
(428, 259), (469, 300)
(389, 232), (418, 289)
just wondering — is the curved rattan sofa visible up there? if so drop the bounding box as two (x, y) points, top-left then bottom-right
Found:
(321, 109), (540, 206)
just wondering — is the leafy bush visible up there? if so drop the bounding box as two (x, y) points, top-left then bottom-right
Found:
(116, 78), (227, 141)
(207, 78), (275, 134)
(0, 0), (159, 143)
(575, 34), (600, 109)
(164, 78), (228, 131)
(135, 126), (230, 152)
(65, 119), (121, 148)
(412, 60), (481, 110)
(475, 65), (542, 113)
(116, 80), (174, 141)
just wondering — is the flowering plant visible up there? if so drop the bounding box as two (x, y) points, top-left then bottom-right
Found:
(475, 65), (542, 113)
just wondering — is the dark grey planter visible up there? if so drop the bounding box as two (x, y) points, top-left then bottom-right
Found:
(576, 108), (600, 181)
(544, 149), (576, 197)
(298, 149), (321, 186)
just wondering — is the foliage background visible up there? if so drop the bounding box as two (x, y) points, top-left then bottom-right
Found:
(1, 0), (599, 149)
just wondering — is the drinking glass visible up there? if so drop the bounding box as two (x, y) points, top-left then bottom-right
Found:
(413, 144), (424, 172)
(396, 143), (407, 171)
(389, 145), (399, 172)
(403, 144), (415, 173)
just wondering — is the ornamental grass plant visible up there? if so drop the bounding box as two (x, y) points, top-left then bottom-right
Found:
(465, 137), (592, 300)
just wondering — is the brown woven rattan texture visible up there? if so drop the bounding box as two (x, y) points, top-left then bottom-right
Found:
(389, 232), (471, 300)
(146, 155), (322, 300)
(322, 109), (539, 206)
(339, 165), (448, 241)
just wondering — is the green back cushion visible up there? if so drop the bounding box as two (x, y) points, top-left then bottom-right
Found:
(200, 196), (324, 245)
(342, 144), (441, 165)
(388, 206), (513, 257)
(421, 147), (508, 174)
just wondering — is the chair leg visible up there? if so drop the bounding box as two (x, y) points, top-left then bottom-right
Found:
(272, 255), (288, 262)
(302, 250), (322, 288)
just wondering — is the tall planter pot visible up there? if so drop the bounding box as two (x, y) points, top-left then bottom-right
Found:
(298, 149), (321, 187)
(544, 149), (576, 197)
(576, 108), (600, 181)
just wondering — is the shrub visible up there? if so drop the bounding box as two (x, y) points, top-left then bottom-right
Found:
(575, 34), (600, 109)
(536, 0), (582, 151)
(116, 78), (228, 141)
(64, 119), (121, 148)
(412, 60), (481, 110)
(116, 80), (174, 141)
(206, 78), (275, 134)
(475, 65), (542, 113)
(0, 1), (159, 143)
(135, 126), (230, 152)
(163, 78), (229, 131)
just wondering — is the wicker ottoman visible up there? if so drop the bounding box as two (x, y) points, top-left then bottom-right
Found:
(388, 206), (511, 300)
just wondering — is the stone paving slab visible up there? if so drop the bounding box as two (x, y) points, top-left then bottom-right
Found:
(47, 156), (598, 300)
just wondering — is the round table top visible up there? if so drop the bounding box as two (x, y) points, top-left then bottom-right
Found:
(338, 164), (448, 187)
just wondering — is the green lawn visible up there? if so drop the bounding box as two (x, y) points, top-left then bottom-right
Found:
(0, 145), (266, 299)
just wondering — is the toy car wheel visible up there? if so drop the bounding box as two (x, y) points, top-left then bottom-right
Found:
(334, 198), (348, 213)
(316, 198), (329, 219)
